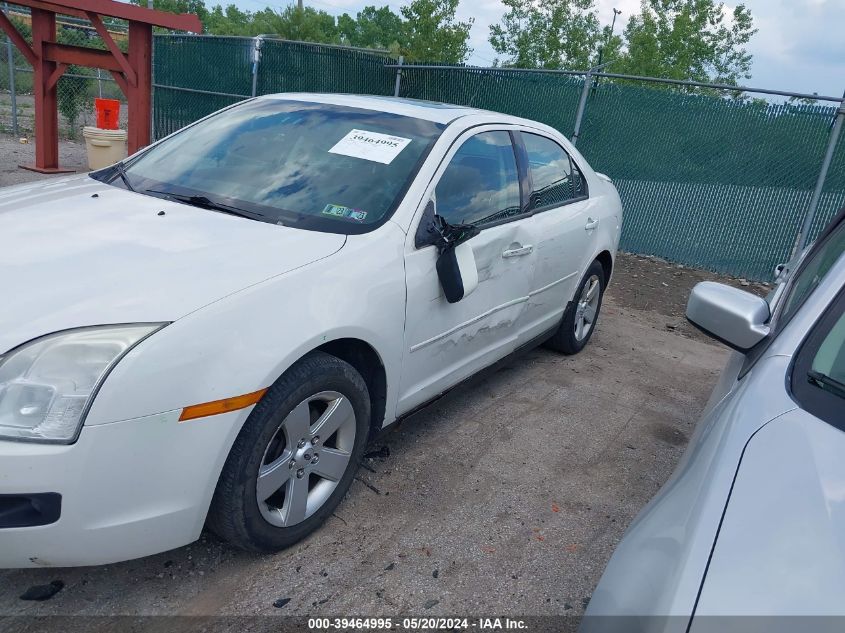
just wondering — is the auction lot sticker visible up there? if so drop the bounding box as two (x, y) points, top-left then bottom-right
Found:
(329, 129), (412, 164)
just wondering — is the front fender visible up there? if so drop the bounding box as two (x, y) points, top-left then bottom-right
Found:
(85, 221), (407, 429)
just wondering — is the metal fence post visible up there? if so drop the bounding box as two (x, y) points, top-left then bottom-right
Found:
(251, 35), (263, 98)
(571, 70), (591, 146)
(393, 55), (403, 98)
(792, 101), (845, 255)
(3, 2), (17, 137)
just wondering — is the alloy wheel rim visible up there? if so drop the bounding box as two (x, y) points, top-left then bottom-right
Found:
(574, 274), (601, 341)
(256, 391), (356, 527)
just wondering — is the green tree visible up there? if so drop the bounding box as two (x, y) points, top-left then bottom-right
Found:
(204, 4), (256, 35)
(262, 6), (340, 44)
(337, 5), (403, 51)
(400, 0), (473, 63)
(616, 0), (756, 84)
(489, 0), (602, 69)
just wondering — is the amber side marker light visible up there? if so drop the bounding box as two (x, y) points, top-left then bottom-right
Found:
(179, 388), (268, 422)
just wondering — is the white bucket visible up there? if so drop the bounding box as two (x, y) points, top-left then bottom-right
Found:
(83, 126), (128, 170)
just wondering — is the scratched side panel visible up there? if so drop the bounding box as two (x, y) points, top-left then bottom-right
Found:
(398, 220), (536, 414)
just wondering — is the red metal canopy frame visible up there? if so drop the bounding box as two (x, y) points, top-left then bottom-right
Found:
(0, 0), (202, 172)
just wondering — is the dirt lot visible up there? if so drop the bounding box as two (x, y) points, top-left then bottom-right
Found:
(0, 149), (747, 623)
(0, 134), (88, 186)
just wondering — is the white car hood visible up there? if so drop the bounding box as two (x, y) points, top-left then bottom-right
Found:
(0, 175), (346, 352)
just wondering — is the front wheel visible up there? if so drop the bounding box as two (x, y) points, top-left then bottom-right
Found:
(545, 260), (606, 355)
(207, 352), (370, 552)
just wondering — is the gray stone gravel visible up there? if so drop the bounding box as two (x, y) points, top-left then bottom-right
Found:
(0, 134), (88, 188)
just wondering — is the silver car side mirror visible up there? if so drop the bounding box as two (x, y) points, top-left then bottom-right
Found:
(686, 282), (770, 352)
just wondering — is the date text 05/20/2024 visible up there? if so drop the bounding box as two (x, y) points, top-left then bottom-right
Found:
(308, 617), (529, 630)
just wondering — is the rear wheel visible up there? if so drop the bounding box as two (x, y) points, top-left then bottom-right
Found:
(208, 352), (369, 552)
(545, 260), (606, 355)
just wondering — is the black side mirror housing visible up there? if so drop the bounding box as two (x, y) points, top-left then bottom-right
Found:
(414, 200), (439, 249)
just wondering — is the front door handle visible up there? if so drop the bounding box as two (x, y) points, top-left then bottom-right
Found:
(502, 245), (533, 258)
(585, 218), (599, 231)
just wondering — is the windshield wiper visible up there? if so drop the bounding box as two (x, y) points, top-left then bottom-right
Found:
(808, 370), (845, 399)
(112, 161), (135, 192)
(145, 189), (265, 221)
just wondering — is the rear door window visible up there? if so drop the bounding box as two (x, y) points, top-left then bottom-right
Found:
(521, 133), (587, 211)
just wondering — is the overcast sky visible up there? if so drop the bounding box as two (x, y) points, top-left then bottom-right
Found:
(235, 0), (845, 100)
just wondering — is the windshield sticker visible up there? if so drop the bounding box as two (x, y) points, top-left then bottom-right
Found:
(328, 129), (412, 165)
(322, 204), (368, 222)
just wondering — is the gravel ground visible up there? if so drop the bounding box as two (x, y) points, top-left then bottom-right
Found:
(0, 134), (88, 187)
(0, 140), (736, 622)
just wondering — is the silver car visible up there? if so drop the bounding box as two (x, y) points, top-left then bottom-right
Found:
(583, 208), (845, 633)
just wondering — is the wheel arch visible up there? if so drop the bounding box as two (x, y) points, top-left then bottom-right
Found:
(596, 250), (614, 286)
(314, 337), (388, 439)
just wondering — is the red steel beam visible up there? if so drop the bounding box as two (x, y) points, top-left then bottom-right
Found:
(45, 62), (67, 90)
(28, 8), (69, 172)
(13, 0), (201, 171)
(9, 0), (202, 32)
(43, 41), (123, 71)
(127, 20), (152, 154)
(86, 11), (136, 86)
(14, 0), (86, 19)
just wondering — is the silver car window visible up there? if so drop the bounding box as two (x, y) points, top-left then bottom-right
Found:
(776, 221), (845, 330)
(791, 288), (845, 427)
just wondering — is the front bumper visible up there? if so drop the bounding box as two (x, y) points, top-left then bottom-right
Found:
(0, 408), (245, 568)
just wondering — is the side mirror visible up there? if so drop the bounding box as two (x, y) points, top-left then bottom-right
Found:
(414, 197), (481, 303)
(437, 241), (479, 303)
(686, 282), (770, 352)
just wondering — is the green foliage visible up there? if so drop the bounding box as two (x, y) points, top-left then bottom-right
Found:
(203, 5), (250, 35)
(489, 0), (602, 69)
(488, 0), (756, 82)
(261, 6), (340, 43)
(399, 0), (472, 63)
(337, 6), (403, 52)
(134, 0), (472, 63)
(614, 0), (757, 84)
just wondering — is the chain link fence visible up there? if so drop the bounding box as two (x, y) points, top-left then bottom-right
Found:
(3, 24), (843, 281)
(392, 64), (845, 280)
(152, 35), (393, 138)
(1, 5), (127, 139)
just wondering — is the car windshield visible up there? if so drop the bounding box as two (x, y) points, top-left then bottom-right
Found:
(96, 99), (445, 234)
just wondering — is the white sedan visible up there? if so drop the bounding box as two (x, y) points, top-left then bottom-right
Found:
(0, 93), (621, 567)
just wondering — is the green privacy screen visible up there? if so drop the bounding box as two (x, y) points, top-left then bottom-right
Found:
(152, 36), (844, 281)
(152, 35), (393, 138)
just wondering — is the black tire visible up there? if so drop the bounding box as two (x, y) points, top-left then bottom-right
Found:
(545, 260), (606, 355)
(207, 351), (370, 552)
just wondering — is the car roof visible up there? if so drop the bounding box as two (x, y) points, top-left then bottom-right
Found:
(260, 92), (519, 125)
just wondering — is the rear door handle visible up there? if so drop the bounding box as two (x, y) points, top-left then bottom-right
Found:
(502, 245), (533, 258)
(585, 218), (599, 231)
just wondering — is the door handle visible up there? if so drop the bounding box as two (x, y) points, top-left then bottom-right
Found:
(585, 218), (599, 231)
(502, 245), (533, 258)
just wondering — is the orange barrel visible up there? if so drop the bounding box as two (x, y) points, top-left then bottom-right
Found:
(95, 98), (121, 130)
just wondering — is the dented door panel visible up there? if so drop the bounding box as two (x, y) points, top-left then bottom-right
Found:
(398, 219), (536, 414)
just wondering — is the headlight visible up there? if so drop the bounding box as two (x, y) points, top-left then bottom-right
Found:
(0, 324), (165, 443)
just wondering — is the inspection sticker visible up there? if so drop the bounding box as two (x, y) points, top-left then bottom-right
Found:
(328, 129), (412, 164)
(322, 204), (368, 222)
